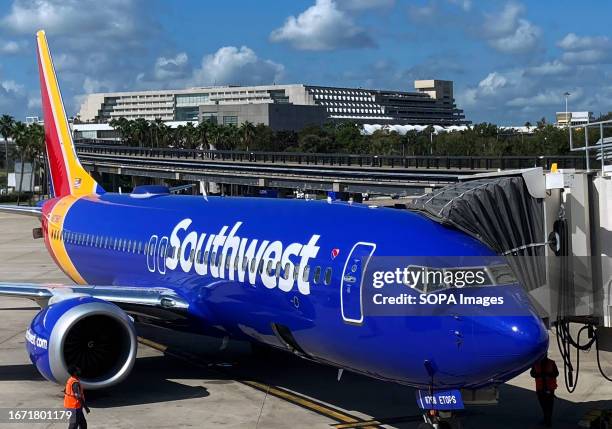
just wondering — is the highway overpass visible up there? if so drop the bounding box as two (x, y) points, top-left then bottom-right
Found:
(75, 143), (593, 195)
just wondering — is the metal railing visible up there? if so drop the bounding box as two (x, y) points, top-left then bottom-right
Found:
(569, 119), (611, 174)
(74, 141), (593, 171)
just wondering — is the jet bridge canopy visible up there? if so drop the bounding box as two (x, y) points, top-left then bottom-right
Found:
(408, 174), (546, 292)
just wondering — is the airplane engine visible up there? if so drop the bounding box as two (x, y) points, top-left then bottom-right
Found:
(25, 295), (137, 389)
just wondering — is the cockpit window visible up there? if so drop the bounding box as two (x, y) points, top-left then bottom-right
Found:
(487, 264), (518, 285)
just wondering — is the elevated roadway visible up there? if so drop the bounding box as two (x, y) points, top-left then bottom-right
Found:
(75, 143), (590, 195)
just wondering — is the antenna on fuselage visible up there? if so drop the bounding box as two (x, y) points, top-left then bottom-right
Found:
(199, 181), (208, 202)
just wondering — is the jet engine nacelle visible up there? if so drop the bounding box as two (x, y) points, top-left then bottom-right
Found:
(26, 295), (137, 389)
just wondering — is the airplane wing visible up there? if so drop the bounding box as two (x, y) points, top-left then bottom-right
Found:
(0, 282), (190, 321)
(0, 205), (43, 218)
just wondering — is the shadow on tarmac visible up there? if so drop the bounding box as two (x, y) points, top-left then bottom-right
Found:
(128, 325), (611, 429)
(0, 323), (609, 427)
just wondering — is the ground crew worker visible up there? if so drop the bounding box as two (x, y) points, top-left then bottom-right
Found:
(530, 355), (559, 427)
(64, 366), (90, 429)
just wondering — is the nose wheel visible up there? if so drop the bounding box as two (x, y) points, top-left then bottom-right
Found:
(418, 411), (460, 429)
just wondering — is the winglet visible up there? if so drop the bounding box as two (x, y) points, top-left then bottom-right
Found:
(36, 30), (104, 197)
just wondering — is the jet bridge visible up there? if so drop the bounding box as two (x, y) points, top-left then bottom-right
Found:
(408, 163), (612, 390)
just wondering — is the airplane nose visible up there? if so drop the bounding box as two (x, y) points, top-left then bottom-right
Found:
(473, 314), (549, 380)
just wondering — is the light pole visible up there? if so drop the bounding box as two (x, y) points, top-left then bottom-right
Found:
(563, 92), (571, 127)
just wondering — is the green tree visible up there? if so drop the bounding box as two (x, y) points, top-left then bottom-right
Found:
(0, 114), (15, 191)
(239, 121), (256, 151)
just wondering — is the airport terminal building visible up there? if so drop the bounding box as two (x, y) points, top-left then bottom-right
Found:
(77, 80), (469, 130)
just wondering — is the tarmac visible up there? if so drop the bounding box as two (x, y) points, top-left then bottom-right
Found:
(0, 212), (610, 428)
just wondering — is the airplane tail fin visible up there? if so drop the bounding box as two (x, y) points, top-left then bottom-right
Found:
(36, 30), (104, 198)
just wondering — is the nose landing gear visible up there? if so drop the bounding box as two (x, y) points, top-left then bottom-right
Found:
(418, 410), (459, 429)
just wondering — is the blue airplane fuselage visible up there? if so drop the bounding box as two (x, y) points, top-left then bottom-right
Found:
(41, 192), (548, 389)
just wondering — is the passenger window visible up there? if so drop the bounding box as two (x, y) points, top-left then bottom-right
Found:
(242, 256), (248, 271)
(275, 261), (281, 279)
(283, 263), (291, 280)
(225, 255), (231, 270)
(190, 249), (195, 262)
(258, 259), (264, 274)
(324, 267), (332, 285)
(144, 242), (148, 255)
(250, 258), (257, 273)
(234, 255), (239, 271)
(266, 260), (273, 275)
(303, 265), (310, 282)
(294, 264), (300, 281)
(211, 252), (217, 266)
(138, 241), (142, 254)
(314, 266), (321, 284)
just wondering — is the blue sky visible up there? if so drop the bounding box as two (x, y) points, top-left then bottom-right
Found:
(1, 0), (611, 125)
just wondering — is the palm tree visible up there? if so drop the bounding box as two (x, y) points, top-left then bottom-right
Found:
(27, 123), (45, 200)
(12, 121), (29, 204)
(109, 117), (132, 144)
(131, 118), (149, 147)
(239, 121), (255, 151)
(197, 120), (215, 150)
(0, 114), (15, 192)
(184, 122), (198, 149)
(152, 118), (164, 148)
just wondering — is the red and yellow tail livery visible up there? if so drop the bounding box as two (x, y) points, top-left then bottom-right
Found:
(36, 30), (104, 197)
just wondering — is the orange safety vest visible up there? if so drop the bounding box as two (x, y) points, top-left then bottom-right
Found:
(532, 359), (558, 392)
(63, 376), (84, 409)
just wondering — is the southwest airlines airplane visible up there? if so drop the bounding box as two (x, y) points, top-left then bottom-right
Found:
(0, 31), (547, 423)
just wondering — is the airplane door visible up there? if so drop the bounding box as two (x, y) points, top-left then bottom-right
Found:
(157, 236), (168, 274)
(147, 235), (158, 273)
(340, 242), (376, 324)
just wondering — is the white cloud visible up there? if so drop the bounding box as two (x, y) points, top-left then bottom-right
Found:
(0, 39), (25, 54)
(562, 50), (610, 65)
(487, 19), (541, 54)
(482, 2), (540, 54)
(336, 0), (395, 11)
(154, 53), (190, 81)
(448, 0), (472, 11)
(526, 60), (571, 76)
(557, 33), (612, 65)
(483, 2), (523, 37)
(192, 46), (284, 86)
(270, 0), (375, 51)
(408, 3), (438, 20)
(558, 33), (611, 51)
(506, 90), (570, 108)
(2, 0), (148, 41)
(0, 74), (27, 116)
(0, 0), (156, 115)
